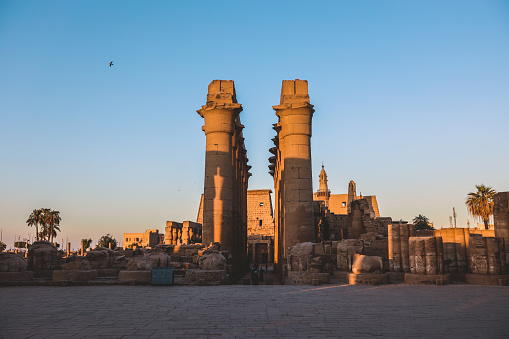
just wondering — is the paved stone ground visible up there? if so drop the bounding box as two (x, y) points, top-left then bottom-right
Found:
(1, 284), (508, 338)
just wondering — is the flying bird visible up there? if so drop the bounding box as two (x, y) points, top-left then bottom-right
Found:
(109, 61), (114, 67)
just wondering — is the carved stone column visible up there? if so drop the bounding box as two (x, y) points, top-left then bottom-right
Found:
(272, 79), (315, 263)
(197, 80), (244, 258)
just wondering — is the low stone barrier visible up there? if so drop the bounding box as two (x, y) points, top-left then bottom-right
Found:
(53, 270), (97, 282)
(348, 273), (389, 285)
(184, 269), (227, 285)
(118, 270), (151, 284)
(287, 272), (330, 285)
(0, 271), (33, 282)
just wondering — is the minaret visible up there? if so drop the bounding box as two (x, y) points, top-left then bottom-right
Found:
(347, 180), (356, 213)
(316, 164), (330, 206)
(319, 164), (328, 192)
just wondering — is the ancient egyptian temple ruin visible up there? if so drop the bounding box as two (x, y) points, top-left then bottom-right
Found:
(1, 79), (508, 288)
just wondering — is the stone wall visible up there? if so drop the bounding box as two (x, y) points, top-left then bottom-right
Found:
(494, 191), (509, 254)
(247, 190), (274, 237)
(468, 235), (506, 275)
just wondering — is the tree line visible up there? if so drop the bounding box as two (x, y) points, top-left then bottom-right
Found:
(26, 208), (61, 243)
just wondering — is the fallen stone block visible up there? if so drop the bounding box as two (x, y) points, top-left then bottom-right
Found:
(348, 273), (389, 285)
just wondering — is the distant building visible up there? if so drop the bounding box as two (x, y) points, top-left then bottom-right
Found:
(313, 165), (379, 217)
(123, 229), (161, 249)
(246, 189), (275, 265)
(313, 165), (381, 240)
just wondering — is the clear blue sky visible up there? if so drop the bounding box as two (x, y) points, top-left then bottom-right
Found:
(1, 1), (508, 249)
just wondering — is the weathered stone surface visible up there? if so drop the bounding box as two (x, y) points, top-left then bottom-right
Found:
(199, 253), (226, 270)
(272, 80), (315, 265)
(97, 268), (120, 277)
(404, 273), (451, 285)
(53, 270), (97, 282)
(185, 269), (227, 285)
(494, 192), (509, 253)
(351, 255), (383, 274)
(114, 249), (134, 257)
(287, 271), (330, 285)
(126, 257), (153, 271)
(347, 273), (389, 285)
(465, 273), (509, 285)
(63, 258), (91, 271)
(468, 235), (506, 275)
(118, 270), (151, 283)
(198, 80), (249, 275)
(408, 236), (444, 275)
(336, 239), (363, 271)
(434, 228), (469, 274)
(288, 242), (313, 272)
(0, 253), (28, 272)
(147, 253), (172, 267)
(86, 247), (115, 269)
(0, 271), (33, 282)
(27, 241), (61, 271)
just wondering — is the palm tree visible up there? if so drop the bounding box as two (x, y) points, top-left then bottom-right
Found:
(26, 209), (43, 241)
(40, 208), (51, 241)
(40, 209), (61, 243)
(48, 210), (61, 243)
(466, 184), (497, 230)
(412, 214), (434, 230)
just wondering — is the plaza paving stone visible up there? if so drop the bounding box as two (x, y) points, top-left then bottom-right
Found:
(1, 283), (508, 338)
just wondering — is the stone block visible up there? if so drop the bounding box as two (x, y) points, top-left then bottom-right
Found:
(53, 270), (97, 282)
(97, 268), (120, 277)
(404, 273), (451, 285)
(0, 271), (33, 282)
(347, 273), (389, 285)
(387, 272), (405, 282)
(199, 253), (226, 270)
(332, 271), (348, 282)
(126, 257), (153, 271)
(28, 241), (61, 271)
(0, 253), (28, 272)
(118, 270), (152, 283)
(351, 255), (383, 274)
(33, 270), (54, 278)
(287, 271), (330, 285)
(147, 253), (172, 267)
(184, 269), (227, 285)
(313, 243), (324, 255)
(464, 273), (509, 285)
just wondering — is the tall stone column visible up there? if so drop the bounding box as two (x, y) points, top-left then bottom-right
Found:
(197, 80), (249, 275)
(272, 79), (315, 264)
(494, 192), (509, 254)
(198, 80), (242, 250)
